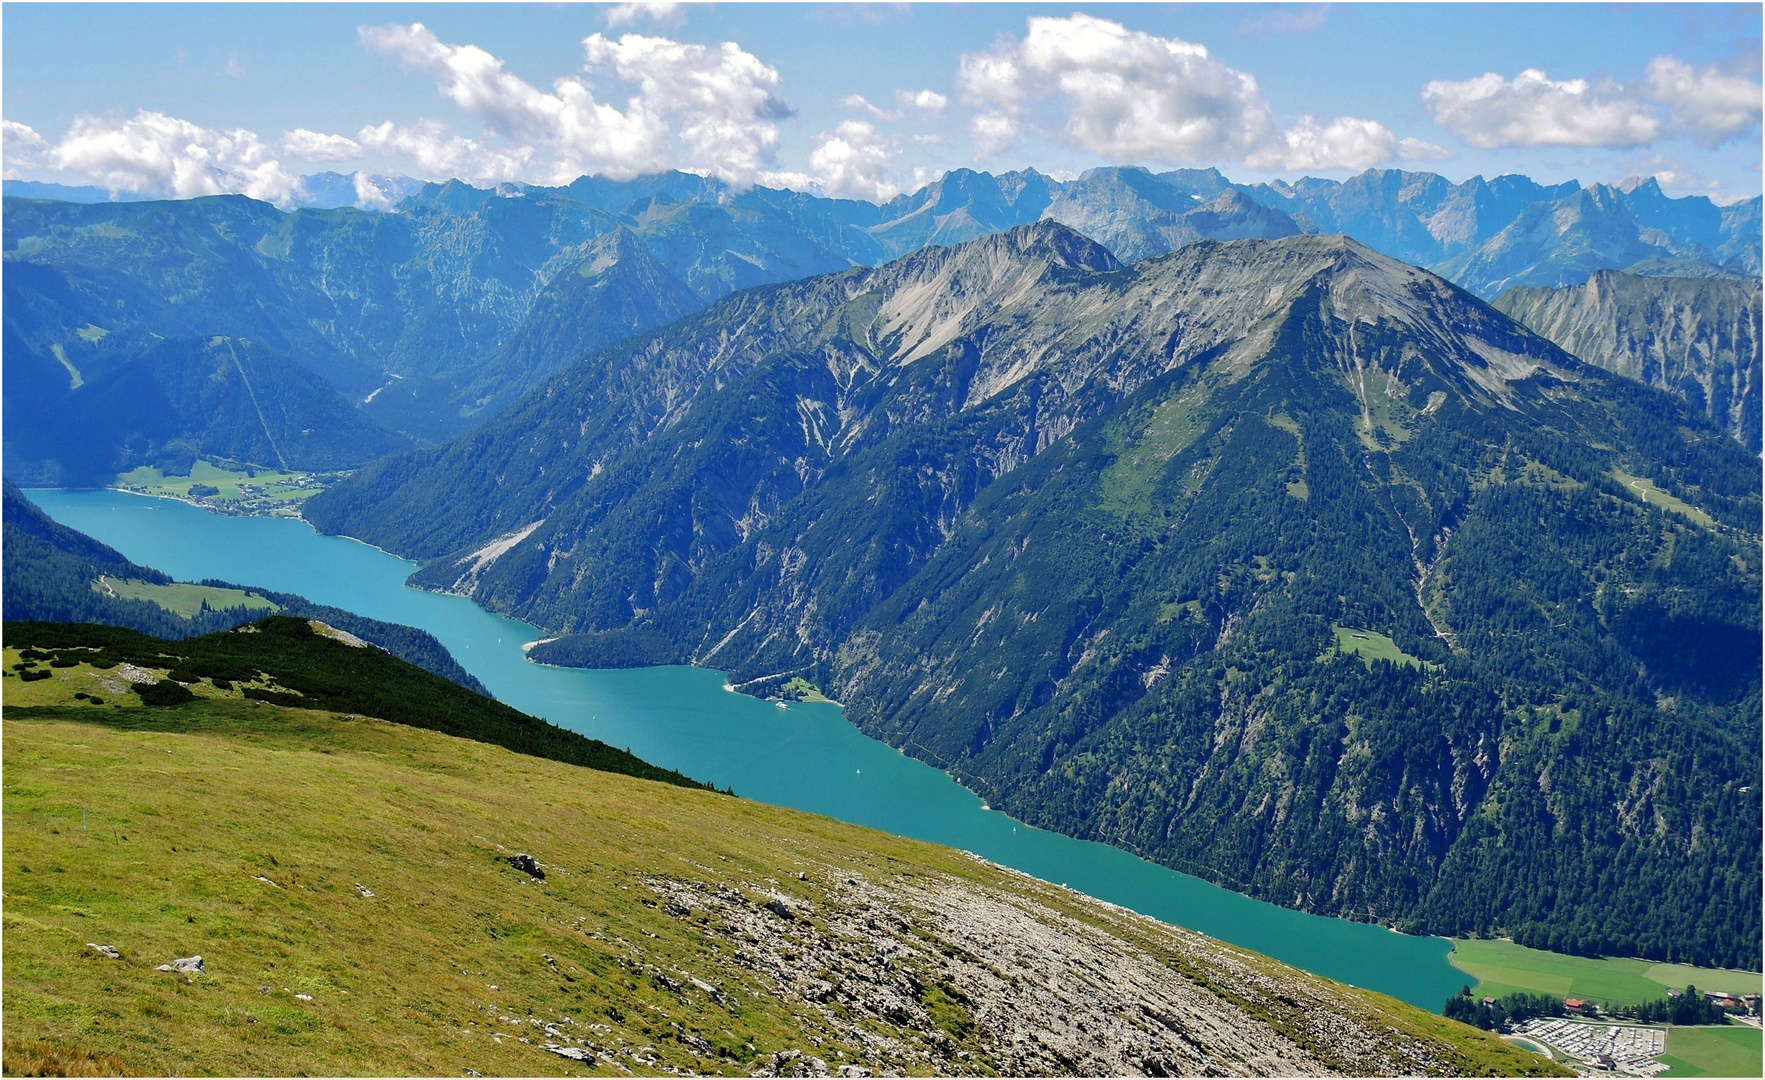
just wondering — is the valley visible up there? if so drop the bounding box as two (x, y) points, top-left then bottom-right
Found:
(301, 224), (1761, 973)
(5, 6), (1761, 1073)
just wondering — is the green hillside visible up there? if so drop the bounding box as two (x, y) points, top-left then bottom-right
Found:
(3, 687), (1562, 1077)
(1, 618), (705, 790)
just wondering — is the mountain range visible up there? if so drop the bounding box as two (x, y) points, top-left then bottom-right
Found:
(304, 222), (1761, 970)
(6, 166), (1757, 465)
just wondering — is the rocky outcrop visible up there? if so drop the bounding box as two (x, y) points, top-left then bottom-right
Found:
(1495, 271), (1762, 451)
(639, 863), (1503, 1077)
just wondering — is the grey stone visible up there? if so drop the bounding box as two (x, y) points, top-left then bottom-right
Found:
(88, 943), (121, 959)
(156, 955), (204, 973)
(509, 853), (545, 880)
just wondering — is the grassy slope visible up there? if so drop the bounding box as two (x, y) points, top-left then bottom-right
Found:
(2, 619), (706, 790)
(95, 577), (277, 619)
(1331, 626), (1439, 670)
(1448, 938), (1762, 1003)
(1659, 1025), (1763, 1078)
(2, 701), (1561, 1078)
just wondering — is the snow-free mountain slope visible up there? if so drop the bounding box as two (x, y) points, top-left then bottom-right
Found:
(1496, 271), (1763, 451)
(305, 224), (1761, 970)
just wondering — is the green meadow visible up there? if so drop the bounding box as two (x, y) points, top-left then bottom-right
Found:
(1449, 938), (1762, 1005)
(116, 461), (316, 504)
(92, 577), (279, 619)
(1611, 469), (1718, 530)
(1658, 1025), (1762, 1078)
(1332, 626), (1439, 670)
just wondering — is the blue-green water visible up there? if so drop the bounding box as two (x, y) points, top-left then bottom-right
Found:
(27, 488), (1467, 1011)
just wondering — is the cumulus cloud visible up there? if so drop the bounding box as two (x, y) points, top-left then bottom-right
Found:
(282, 128), (364, 162)
(959, 14), (1274, 163)
(1645, 57), (1762, 146)
(807, 119), (899, 201)
(583, 32), (793, 186)
(957, 13), (1420, 173)
(606, 2), (685, 28)
(1246, 115), (1395, 171)
(44, 110), (302, 204)
(356, 119), (532, 184)
(1423, 58), (1759, 150)
(896, 88), (948, 113)
(1422, 68), (1662, 148)
(360, 21), (789, 187)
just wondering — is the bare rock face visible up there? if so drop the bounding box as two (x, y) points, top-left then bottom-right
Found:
(644, 861), (1476, 1078)
(1495, 270), (1762, 452)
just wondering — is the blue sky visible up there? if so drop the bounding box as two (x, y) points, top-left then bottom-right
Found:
(4, 3), (1760, 205)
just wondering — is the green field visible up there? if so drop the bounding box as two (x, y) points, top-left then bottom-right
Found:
(1612, 469), (1718, 530)
(1332, 626), (1439, 670)
(1658, 1025), (1763, 1078)
(778, 676), (835, 703)
(92, 576), (279, 619)
(116, 461), (316, 504)
(1449, 938), (1762, 1005)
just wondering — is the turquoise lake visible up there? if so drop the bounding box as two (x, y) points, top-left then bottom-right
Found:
(27, 488), (1469, 1011)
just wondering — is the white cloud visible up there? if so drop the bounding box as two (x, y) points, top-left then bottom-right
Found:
(282, 128), (364, 162)
(360, 22), (789, 188)
(352, 170), (399, 210)
(840, 94), (897, 121)
(1644, 57), (1762, 146)
(807, 119), (899, 201)
(224, 55), (246, 79)
(3, 119), (50, 176)
(957, 14), (1274, 163)
(1423, 68), (1662, 149)
(45, 110), (302, 204)
(582, 32), (793, 187)
(896, 88), (948, 113)
(1238, 4), (1333, 37)
(606, 2), (685, 29)
(1423, 58), (1761, 151)
(1398, 136), (1453, 162)
(1245, 115), (1395, 171)
(956, 13), (1427, 174)
(356, 119), (533, 184)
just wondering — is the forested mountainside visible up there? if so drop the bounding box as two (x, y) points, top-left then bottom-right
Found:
(6, 167), (1756, 451)
(1495, 272), (1763, 453)
(2, 480), (484, 693)
(305, 223), (1762, 969)
(2, 325), (413, 485)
